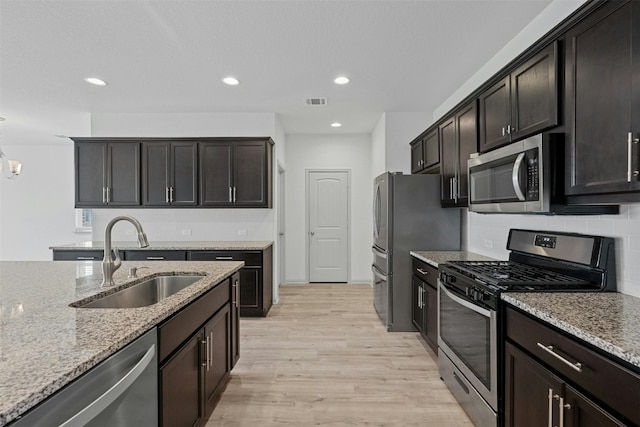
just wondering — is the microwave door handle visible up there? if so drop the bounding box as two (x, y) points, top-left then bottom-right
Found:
(512, 152), (527, 201)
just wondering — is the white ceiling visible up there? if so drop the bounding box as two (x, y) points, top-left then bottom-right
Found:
(0, 0), (553, 140)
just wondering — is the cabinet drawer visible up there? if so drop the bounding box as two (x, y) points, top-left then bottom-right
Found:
(53, 250), (104, 261)
(506, 306), (640, 425)
(412, 258), (437, 288)
(125, 250), (187, 261)
(158, 279), (230, 362)
(189, 251), (262, 267)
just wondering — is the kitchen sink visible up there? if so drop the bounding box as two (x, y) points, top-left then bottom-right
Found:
(74, 275), (205, 308)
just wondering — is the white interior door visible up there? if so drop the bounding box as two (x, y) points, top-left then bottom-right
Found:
(308, 170), (349, 283)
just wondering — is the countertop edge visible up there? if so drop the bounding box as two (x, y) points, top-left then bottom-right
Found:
(49, 241), (274, 251)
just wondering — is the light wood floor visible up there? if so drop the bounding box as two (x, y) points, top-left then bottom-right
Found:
(206, 284), (473, 426)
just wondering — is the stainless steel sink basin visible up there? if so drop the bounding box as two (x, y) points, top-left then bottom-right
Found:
(75, 275), (204, 308)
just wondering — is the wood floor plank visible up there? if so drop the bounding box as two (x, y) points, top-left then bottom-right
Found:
(206, 283), (473, 426)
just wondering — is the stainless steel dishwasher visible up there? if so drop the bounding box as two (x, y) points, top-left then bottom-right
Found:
(11, 328), (158, 426)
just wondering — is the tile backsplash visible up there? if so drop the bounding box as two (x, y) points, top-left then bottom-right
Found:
(463, 205), (640, 298)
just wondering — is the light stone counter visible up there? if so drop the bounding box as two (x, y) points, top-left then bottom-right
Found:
(410, 250), (496, 267)
(502, 292), (640, 371)
(50, 240), (273, 251)
(0, 260), (243, 426)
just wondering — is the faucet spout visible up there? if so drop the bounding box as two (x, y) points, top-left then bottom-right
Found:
(102, 215), (149, 287)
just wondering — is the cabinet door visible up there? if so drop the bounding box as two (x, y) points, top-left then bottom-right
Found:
(239, 267), (260, 315)
(233, 140), (268, 207)
(230, 273), (240, 369)
(564, 385), (627, 427)
(410, 140), (424, 173)
(203, 304), (230, 415)
(171, 142), (198, 206)
(423, 130), (440, 170)
(424, 284), (438, 354)
(75, 141), (106, 207)
(160, 332), (203, 427)
(200, 142), (233, 206)
(479, 76), (511, 152)
(439, 117), (456, 204)
(565, 1), (640, 196)
(455, 101), (478, 206)
(411, 277), (424, 333)
(107, 143), (141, 206)
(142, 142), (171, 206)
(511, 42), (558, 141)
(504, 341), (564, 427)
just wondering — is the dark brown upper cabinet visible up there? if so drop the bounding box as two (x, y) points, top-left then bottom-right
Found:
(200, 139), (273, 208)
(142, 141), (198, 206)
(440, 100), (478, 207)
(564, 0), (640, 201)
(74, 140), (141, 207)
(479, 42), (558, 152)
(410, 129), (440, 174)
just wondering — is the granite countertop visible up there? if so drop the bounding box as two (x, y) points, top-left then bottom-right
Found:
(0, 260), (243, 426)
(410, 250), (496, 267)
(502, 292), (640, 370)
(50, 240), (274, 251)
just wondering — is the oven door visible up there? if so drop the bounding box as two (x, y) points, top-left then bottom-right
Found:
(438, 281), (497, 411)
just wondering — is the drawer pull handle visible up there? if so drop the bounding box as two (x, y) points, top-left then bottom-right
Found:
(215, 256), (234, 260)
(77, 256), (96, 260)
(146, 256), (165, 260)
(416, 268), (429, 276)
(537, 343), (583, 372)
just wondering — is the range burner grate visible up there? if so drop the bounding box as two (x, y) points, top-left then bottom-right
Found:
(447, 261), (587, 287)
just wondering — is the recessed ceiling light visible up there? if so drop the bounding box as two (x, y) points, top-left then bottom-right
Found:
(334, 76), (350, 85)
(222, 76), (240, 86)
(84, 77), (107, 86)
(331, 122), (342, 128)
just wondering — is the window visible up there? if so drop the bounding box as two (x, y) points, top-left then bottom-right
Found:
(75, 208), (92, 233)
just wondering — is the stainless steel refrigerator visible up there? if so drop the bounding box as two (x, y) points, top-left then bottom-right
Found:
(372, 172), (461, 331)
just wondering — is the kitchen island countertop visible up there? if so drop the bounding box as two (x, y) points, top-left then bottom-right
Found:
(49, 240), (273, 251)
(502, 292), (640, 371)
(0, 260), (243, 426)
(410, 250), (496, 267)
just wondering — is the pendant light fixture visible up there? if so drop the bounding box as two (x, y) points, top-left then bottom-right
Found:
(0, 117), (22, 179)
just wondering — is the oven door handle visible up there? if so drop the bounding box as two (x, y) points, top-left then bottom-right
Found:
(512, 152), (527, 201)
(440, 284), (491, 318)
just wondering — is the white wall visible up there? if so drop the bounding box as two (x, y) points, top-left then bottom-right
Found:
(384, 112), (431, 174)
(285, 134), (372, 283)
(0, 113), (91, 261)
(371, 114), (386, 180)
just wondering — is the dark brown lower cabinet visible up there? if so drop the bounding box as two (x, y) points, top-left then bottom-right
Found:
(411, 257), (438, 353)
(230, 272), (240, 369)
(203, 304), (231, 415)
(505, 307), (637, 426)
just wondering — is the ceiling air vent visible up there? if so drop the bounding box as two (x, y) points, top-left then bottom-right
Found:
(304, 97), (327, 106)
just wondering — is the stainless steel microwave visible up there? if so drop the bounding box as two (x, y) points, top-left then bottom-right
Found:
(468, 134), (550, 213)
(468, 134), (619, 215)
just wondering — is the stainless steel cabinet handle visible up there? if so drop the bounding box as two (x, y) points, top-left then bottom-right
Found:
(77, 256), (96, 260)
(507, 124), (512, 134)
(416, 268), (429, 276)
(421, 287), (426, 309)
(559, 396), (570, 427)
(233, 187), (237, 203)
(536, 343), (583, 372)
(201, 339), (207, 367)
(235, 278), (240, 307)
(106, 187), (111, 203)
(628, 132), (633, 182)
(215, 256), (233, 260)
(165, 187), (170, 203)
(547, 388), (553, 427)
(146, 256), (165, 260)
(229, 187), (233, 202)
(209, 331), (214, 368)
(170, 187), (174, 203)
(417, 286), (422, 309)
(205, 335), (210, 371)
(502, 127), (506, 137)
(102, 187), (107, 204)
(59, 344), (156, 427)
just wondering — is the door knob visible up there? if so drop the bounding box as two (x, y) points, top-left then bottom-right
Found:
(310, 231), (315, 236)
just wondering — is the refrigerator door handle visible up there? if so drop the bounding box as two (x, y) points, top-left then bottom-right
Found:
(372, 246), (387, 259)
(373, 182), (380, 239)
(371, 264), (387, 282)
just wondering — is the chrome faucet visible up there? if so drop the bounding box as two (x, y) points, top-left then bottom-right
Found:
(102, 215), (149, 287)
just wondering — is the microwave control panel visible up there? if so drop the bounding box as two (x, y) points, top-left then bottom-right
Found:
(525, 148), (539, 200)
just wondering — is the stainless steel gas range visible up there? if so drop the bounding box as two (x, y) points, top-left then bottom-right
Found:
(437, 229), (616, 427)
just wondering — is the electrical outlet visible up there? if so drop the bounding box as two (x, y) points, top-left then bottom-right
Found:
(238, 230), (248, 236)
(484, 239), (494, 249)
(125, 229), (135, 236)
(182, 229), (192, 236)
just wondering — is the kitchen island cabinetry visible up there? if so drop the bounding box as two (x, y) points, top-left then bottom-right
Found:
(479, 41), (558, 152)
(410, 129), (439, 174)
(439, 100), (477, 207)
(74, 140), (141, 207)
(564, 0), (640, 202)
(142, 141), (198, 206)
(504, 306), (639, 426)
